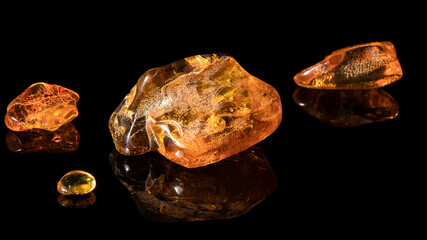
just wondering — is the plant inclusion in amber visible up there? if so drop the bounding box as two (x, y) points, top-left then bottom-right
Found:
(5, 82), (79, 131)
(294, 42), (403, 89)
(109, 53), (282, 168)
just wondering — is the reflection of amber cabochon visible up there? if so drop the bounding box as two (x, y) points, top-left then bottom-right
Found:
(5, 82), (79, 131)
(109, 53), (282, 168)
(294, 42), (403, 89)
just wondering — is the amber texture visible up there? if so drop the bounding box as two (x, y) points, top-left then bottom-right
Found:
(57, 170), (96, 195)
(5, 82), (79, 131)
(110, 145), (277, 221)
(58, 192), (96, 208)
(293, 87), (399, 127)
(109, 53), (282, 168)
(294, 42), (402, 89)
(6, 123), (79, 153)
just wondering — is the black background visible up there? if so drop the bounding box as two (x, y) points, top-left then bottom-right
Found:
(2, 2), (424, 238)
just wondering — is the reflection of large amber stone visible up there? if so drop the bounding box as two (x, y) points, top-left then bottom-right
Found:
(293, 88), (399, 127)
(109, 54), (282, 168)
(110, 146), (277, 222)
(6, 123), (80, 153)
(5, 82), (79, 131)
(294, 42), (403, 89)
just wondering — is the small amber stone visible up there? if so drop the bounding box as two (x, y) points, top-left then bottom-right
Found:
(5, 82), (79, 131)
(293, 87), (399, 127)
(109, 53), (282, 168)
(57, 170), (96, 195)
(110, 145), (277, 221)
(6, 123), (80, 153)
(294, 41), (403, 89)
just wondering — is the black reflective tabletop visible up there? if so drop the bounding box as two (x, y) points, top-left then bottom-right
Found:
(2, 2), (423, 238)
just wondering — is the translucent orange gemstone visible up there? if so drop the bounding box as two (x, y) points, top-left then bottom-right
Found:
(109, 53), (282, 168)
(294, 41), (403, 89)
(57, 170), (96, 195)
(5, 82), (79, 131)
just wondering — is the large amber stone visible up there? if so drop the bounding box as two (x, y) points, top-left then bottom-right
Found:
(293, 87), (399, 127)
(110, 146), (277, 222)
(5, 82), (79, 131)
(109, 53), (282, 168)
(6, 122), (80, 153)
(294, 42), (403, 89)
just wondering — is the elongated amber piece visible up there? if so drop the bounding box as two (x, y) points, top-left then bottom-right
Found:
(5, 82), (79, 131)
(6, 123), (79, 153)
(57, 170), (96, 195)
(109, 53), (282, 168)
(293, 87), (399, 127)
(294, 42), (403, 89)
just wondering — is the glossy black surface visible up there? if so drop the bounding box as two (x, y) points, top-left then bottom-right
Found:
(2, 2), (422, 238)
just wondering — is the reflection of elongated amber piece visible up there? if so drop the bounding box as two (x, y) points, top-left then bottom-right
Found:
(6, 123), (79, 153)
(293, 87), (399, 127)
(109, 53), (282, 168)
(110, 146), (277, 221)
(294, 42), (403, 89)
(5, 82), (79, 131)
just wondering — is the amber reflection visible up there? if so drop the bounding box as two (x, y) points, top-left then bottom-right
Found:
(293, 87), (399, 127)
(110, 145), (277, 222)
(6, 123), (80, 153)
(58, 192), (96, 208)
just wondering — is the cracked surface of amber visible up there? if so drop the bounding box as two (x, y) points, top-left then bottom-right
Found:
(294, 42), (402, 89)
(109, 53), (282, 168)
(110, 146), (277, 221)
(5, 82), (79, 131)
(57, 170), (96, 195)
(6, 123), (80, 153)
(293, 87), (399, 127)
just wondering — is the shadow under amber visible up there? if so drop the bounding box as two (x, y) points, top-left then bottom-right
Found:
(293, 87), (399, 127)
(109, 145), (277, 222)
(6, 123), (80, 153)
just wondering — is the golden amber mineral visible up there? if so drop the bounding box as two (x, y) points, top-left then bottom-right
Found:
(293, 87), (399, 127)
(109, 53), (282, 168)
(57, 170), (96, 195)
(110, 146), (277, 221)
(294, 41), (403, 89)
(5, 82), (79, 131)
(6, 123), (80, 153)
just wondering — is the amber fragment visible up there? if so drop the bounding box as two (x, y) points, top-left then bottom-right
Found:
(110, 145), (277, 222)
(5, 82), (79, 131)
(58, 192), (96, 208)
(57, 170), (96, 195)
(6, 123), (79, 153)
(293, 87), (399, 127)
(294, 42), (403, 89)
(109, 53), (282, 168)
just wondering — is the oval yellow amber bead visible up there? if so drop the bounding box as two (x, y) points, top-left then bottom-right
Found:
(57, 170), (96, 195)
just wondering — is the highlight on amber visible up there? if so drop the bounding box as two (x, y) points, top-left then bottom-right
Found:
(109, 53), (282, 168)
(293, 87), (399, 127)
(110, 145), (277, 221)
(294, 41), (403, 89)
(5, 82), (79, 131)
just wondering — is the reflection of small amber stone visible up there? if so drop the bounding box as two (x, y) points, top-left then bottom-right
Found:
(293, 87), (399, 127)
(57, 170), (96, 195)
(109, 53), (282, 168)
(5, 82), (79, 131)
(58, 192), (96, 208)
(294, 42), (403, 89)
(110, 146), (277, 222)
(6, 123), (79, 153)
